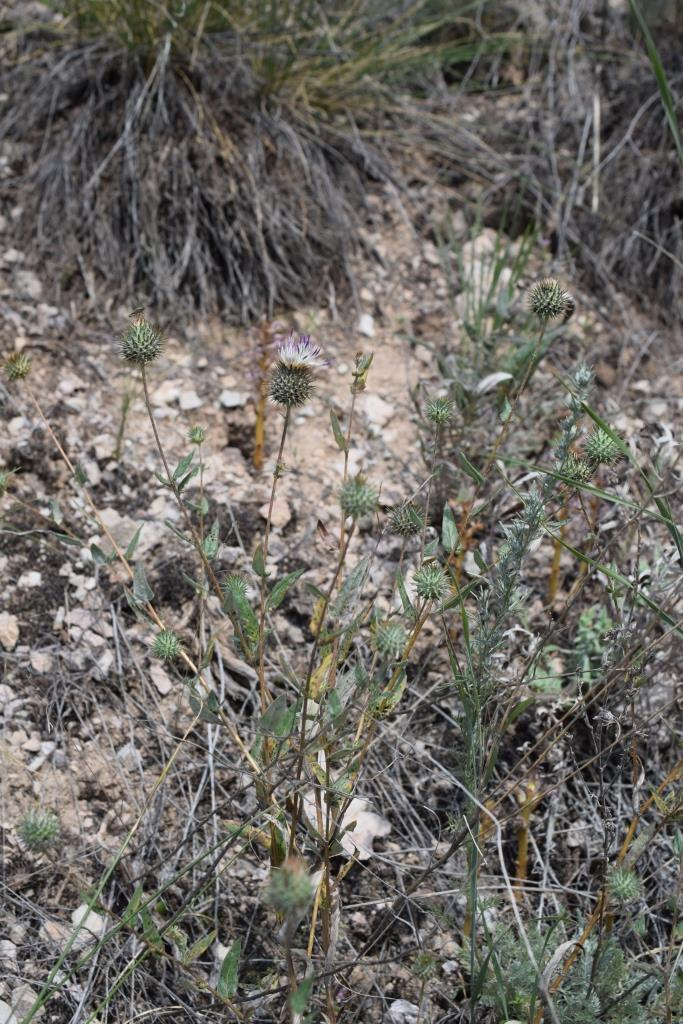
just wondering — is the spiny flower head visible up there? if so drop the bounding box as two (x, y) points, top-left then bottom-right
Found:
(528, 278), (575, 323)
(372, 620), (407, 659)
(121, 318), (163, 366)
(584, 428), (622, 467)
(413, 562), (451, 603)
(152, 629), (182, 662)
(4, 352), (32, 381)
(188, 425), (206, 446)
(607, 867), (641, 904)
(388, 500), (424, 538)
(561, 451), (593, 485)
(266, 857), (314, 917)
(425, 395), (453, 426)
(340, 475), (378, 520)
(269, 334), (322, 408)
(18, 808), (61, 852)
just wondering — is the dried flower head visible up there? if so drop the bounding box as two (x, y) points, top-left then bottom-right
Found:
(188, 425), (206, 446)
(372, 620), (407, 659)
(266, 857), (314, 917)
(561, 451), (593, 486)
(152, 629), (182, 662)
(425, 396), (453, 426)
(413, 562), (451, 603)
(340, 475), (378, 520)
(18, 808), (61, 852)
(388, 500), (424, 538)
(528, 278), (575, 323)
(4, 352), (32, 381)
(269, 334), (321, 408)
(121, 318), (163, 366)
(584, 428), (622, 467)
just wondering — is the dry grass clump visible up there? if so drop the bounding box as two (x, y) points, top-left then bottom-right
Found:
(0, 0), (500, 319)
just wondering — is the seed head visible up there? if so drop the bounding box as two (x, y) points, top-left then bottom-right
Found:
(607, 867), (641, 905)
(561, 451), (593, 485)
(188, 425), (206, 446)
(584, 428), (622, 467)
(528, 279), (575, 323)
(372, 620), (407, 659)
(388, 500), (424, 538)
(18, 808), (61, 853)
(266, 857), (314, 917)
(340, 475), (378, 520)
(121, 318), (163, 366)
(413, 562), (451, 603)
(152, 629), (182, 662)
(4, 352), (32, 381)
(425, 396), (453, 426)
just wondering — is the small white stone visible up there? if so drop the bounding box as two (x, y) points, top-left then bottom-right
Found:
(219, 389), (249, 409)
(30, 651), (53, 673)
(362, 394), (395, 429)
(179, 389), (203, 411)
(150, 663), (173, 696)
(0, 613), (19, 651)
(258, 496), (291, 530)
(358, 313), (375, 337)
(17, 571), (42, 588)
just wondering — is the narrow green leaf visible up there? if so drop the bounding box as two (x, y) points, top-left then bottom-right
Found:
(504, 697), (535, 728)
(441, 504), (460, 554)
(252, 543), (268, 578)
(330, 409), (347, 452)
(628, 0), (683, 162)
(172, 451), (194, 482)
(203, 519), (220, 560)
(73, 463), (87, 486)
(266, 568), (306, 611)
(49, 498), (63, 525)
(217, 939), (241, 998)
(458, 451), (485, 485)
(133, 561), (154, 603)
(122, 883), (143, 925)
(182, 928), (216, 965)
(396, 570), (415, 621)
(188, 683), (221, 724)
(258, 693), (297, 738)
(176, 464), (200, 494)
(140, 907), (164, 954)
(124, 525), (143, 560)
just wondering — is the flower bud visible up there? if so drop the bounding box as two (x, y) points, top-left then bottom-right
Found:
(340, 475), (378, 520)
(121, 319), (163, 366)
(152, 629), (182, 662)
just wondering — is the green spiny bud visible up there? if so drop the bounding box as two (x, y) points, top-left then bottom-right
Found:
(121, 319), (163, 366)
(266, 857), (314, 917)
(4, 352), (32, 381)
(372, 620), (407, 659)
(412, 951), (438, 981)
(561, 451), (593, 485)
(607, 867), (641, 904)
(152, 629), (182, 662)
(188, 425), (206, 446)
(222, 572), (249, 601)
(269, 365), (314, 407)
(413, 562), (451, 603)
(584, 428), (622, 467)
(425, 396), (453, 426)
(388, 501), (424, 538)
(18, 808), (61, 852)
(340, 475), (378, 520)
(528, 278), (574, 323)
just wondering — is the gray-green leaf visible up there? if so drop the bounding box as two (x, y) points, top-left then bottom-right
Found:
(133, 561), (154, 603)
(266, 568), (305, 611)
(217, 939), (241, 998)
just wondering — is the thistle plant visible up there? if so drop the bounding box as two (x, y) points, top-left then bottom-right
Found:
(152, 629), (183, 662)
(18, 808), (61, 853)
(4, 351), (32, 381)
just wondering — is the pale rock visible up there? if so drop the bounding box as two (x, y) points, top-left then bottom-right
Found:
(21, 733), (42, 753)
(150, 663), (173, 696)
(219, 389), (249, 409)
(423, 241), (441, 266)
(65, 608), (94, 631)
(152, 379), (181, 405)
(258, 496), (291, 529)
(17, 571), (42, 588)
(384, 1000), (419, 1024)
(2, 248), (23, 264)
(359, 287), (374, 303)
(0, 613), (19, 651)
(10, 728), (28, 746)
(362, 394), (395, 430)
(179, 389), (202, 411)
(70, 904), (106, 947)
(15, 269), (42, 300)
(6, 985), (44, 1023)
(358, 312), (375, 337)
(117, 742), (142, 770)
(0, 1002), (11, 1024)
(0, 940), (17, 967)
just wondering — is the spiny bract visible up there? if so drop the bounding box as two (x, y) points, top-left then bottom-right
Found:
(121, 319), (163, 366)
(413, 562), (451, 602)
(152, 629), (182, 662)
(340, 476), (378, 519)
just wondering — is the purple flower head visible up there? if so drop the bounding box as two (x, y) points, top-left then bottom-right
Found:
(276, 333), (324, 370)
